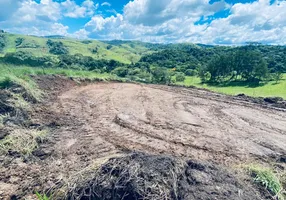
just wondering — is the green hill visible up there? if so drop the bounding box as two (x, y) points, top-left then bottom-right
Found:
(0, 32), (153, 64)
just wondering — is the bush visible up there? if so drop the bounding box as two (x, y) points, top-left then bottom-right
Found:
(0, 34), (5, 51)
(175, 72), (186, 82)
(47, 39), (68, 55)
(112, 67), (129, 77)
(81, 40), (93, 44)
(90, 47), (98, 54)
(15, 38), (24, 47)
(106, 45), (113, 50)
(185, 69), (198, 76)
(151, 67), (171, 84)
(2, 51), (53, 67)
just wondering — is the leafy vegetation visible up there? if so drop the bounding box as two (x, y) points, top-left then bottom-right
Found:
(35, 192), (51, 200)
(47, 39), (69, 55)
(0, 33), (5, 52)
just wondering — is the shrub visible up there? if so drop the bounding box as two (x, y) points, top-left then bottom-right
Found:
(46, 39), (68, 55)
(15, 38), (24, 47)
(112, 67), (129, 77)
(185, 69), (198, 76)
(2, 51), (53, 67)
(106, 44), (113, 50)
(175, 72), (186, 82)
(151, 67), (171, 84)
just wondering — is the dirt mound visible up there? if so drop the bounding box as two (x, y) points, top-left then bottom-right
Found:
(66, 152), (262, 200)
(236, 93), (286, 109)
(33, 75), (77, 101)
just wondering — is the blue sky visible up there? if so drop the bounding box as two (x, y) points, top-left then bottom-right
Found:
(0, 0), (285, 44)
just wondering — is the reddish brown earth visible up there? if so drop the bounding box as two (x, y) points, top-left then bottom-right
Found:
(1, 76), (286, 199)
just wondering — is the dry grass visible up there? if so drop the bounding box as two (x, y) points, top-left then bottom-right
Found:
(51, 153), (186, 200)
(0, 128), (48, 156)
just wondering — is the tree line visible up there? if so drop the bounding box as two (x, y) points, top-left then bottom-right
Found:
(1, 39), (285, 85)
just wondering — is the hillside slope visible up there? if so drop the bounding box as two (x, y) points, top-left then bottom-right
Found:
(0, 32), (153, 64)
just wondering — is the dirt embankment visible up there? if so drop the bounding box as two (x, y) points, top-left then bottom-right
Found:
(1, 76), (286, 199)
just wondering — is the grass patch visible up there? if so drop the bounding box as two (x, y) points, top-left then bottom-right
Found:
(0, 114), (8, 128)
(248, 165), (285, 200)
(0, 128), (48, 156)
(0, 66), (43, 101)
(176, 75), (286, 99)
(35, 192), (51, 200)
(9, 93), (31, 111)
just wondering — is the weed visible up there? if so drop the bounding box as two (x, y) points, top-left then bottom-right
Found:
(0, 76), (14, 89)
(35, 192), (50, 200)
(248, 165), (285, 200)
(0, 114), (9, 128)
(0, 129), (48, 156)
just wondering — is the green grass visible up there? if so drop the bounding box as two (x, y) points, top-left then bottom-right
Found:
(36, 192), (50, 200)
(0, 65), (43, 101)
(35, 192), (50, 200)
(176, 75), (286, 99)
(248, 165), (285, 200)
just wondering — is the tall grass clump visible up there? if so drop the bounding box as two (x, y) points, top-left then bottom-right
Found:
(248, 165), (285, 200)
(0, 64), (43, 101)
(0, 128), (48, 156)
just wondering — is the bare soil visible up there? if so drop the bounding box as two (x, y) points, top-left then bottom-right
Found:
(1, 76), (286, 199)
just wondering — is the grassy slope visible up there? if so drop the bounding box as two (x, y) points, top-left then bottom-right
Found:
(1, 33), (152, 64)
(0, 64), (118, 84)
(176, 75), (286, 99)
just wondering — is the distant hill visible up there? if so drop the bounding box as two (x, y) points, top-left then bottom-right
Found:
(0, 32), (154, 64)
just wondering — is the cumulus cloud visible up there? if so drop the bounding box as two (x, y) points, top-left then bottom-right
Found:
(84, 0), (229, 42)
(0, 0), (99, 36)
(0, 0), (285, 44)
(83, 0), (286, 44)
(199, 0), (286, 44)
(62, 0), (98, 18)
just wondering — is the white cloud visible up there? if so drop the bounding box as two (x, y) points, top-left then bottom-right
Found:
(84, 0), (228, 42)
(71, 29), (90, 39)
(0, 0), (286, 44)
(4, 22), (69, 37)
(61, 0), (98, 18)
(83, 0), (286, 44)
(101, 2), (111, 7)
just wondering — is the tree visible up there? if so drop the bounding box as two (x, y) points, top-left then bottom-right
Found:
(185, 69), (198, 76)
(151, 67), (171, 84)
(112, 67), (129, 77)
(253, 59), (268, 81)
(46, 39), (69, 55)
(273, 71), (283, 83)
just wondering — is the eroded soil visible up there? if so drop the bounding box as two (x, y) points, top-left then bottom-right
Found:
(1, 76), (286, 199)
